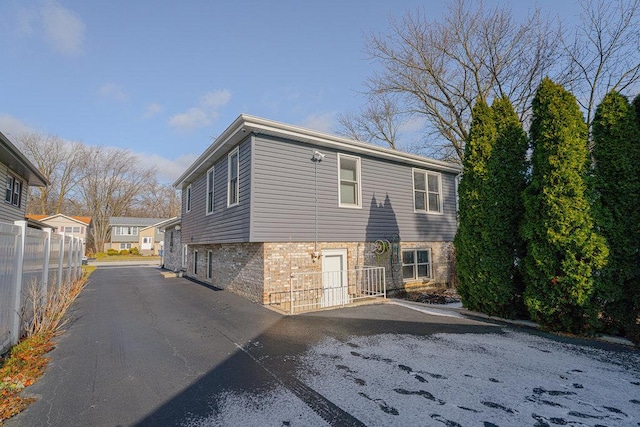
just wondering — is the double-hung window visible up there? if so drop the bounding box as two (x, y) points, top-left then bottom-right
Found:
(228, 148), (239, 207)
(413, 169), (442, 213)
(194, 250), (198, 275)
(186, 185), (192, 212)
(338, 154), (361, 208)
(206, 167), (214, 214)
(5, 175), (22, 207)
(402, 249), (432, 280)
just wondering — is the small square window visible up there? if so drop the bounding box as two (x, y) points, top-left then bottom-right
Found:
(402, 249), (432, 281)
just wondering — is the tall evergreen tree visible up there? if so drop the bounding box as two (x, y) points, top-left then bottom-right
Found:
(592, 91), (640, 342)
(454, 98), (495, 312)
(522, 78), (608, 334)
(480, 96), (529, 317)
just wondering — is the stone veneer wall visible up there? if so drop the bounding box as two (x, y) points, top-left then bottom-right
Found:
(263, 240), (456, 301)
(162, 227), (182, 271)
(184, 240), (455, 307)
(186, 242), (264, 303)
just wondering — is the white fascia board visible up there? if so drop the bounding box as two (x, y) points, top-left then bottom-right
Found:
(173, 114), (462, 189)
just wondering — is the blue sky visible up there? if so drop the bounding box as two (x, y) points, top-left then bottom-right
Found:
(1, 0), (580, 182)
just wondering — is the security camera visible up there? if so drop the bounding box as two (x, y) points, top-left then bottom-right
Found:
(312, 150), (325, 162)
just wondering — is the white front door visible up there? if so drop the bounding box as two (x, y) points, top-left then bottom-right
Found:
(321, 249), (349, 307)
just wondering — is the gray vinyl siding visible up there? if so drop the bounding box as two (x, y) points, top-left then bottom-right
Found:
(250, 135), (457, 243)
(0, 163), (27, 224)
(181, 137), (251, 244)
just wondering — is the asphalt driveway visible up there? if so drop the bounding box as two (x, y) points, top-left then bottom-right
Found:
(6, 266), (639, 426)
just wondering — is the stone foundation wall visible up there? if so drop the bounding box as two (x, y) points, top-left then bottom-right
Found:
(183, 240), (455, 307)
(162, 227), (182, 271)
(186, 242), (264, 303)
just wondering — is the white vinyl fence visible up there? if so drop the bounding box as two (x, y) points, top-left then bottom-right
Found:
(0, 220), (83, 355)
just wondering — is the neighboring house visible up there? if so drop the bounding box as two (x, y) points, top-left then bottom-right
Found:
(25, 214), (91, 254)
(158, 217), (181, 269)
(174, 114), (461, 308)
(0, 131), (48, 223)
(107, 217), (167, 253)
(138, 219), (173, 256)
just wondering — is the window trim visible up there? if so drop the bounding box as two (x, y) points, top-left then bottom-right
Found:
(5, 175), (22, 207)
(337, 153), (362, 209)
(206, 166), (215, 215)
(227, 147), (239, 207)
(401, 248), (432, 281)
(412, 168), (443, 215)
(193, 250), (198, 275)
(181, 245), (187, 268)
(186, 184), (192, 212)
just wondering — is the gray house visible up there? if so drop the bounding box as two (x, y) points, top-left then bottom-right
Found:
(174, 114), (461, 310)
(107, 217), (167, 252)
(0, 131), (47, 224)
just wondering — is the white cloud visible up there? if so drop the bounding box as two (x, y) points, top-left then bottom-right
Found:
(300, 112), (336, 134)
(0, 114), (38, 140)
(98, 83), (129, 101)
(168, 107), (210, 130)
(40, 0), (85, 55)
(139, 153), (198, 184)
(142, 103), (164, 119)
(168, 89), (231, 132)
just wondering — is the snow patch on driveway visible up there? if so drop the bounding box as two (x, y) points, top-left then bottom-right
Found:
(298, 330), (640, 426)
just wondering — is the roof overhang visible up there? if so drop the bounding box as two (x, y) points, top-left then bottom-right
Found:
(0, 131), (48, 187)
(173, 114), (462, 190)
(157, 217), (181, 232)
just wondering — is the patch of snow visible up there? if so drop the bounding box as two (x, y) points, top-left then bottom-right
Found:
(298, 330), (640, 426)
(181, 386), (329, 427)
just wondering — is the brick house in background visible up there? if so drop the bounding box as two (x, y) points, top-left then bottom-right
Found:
(0, 131), (48, 223)
(173, 114), (461, 310)
(26, 214), (91, 254)
(107, 217), (167, 253)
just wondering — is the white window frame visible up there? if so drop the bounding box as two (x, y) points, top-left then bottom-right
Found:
(182, 245), (188, 268)
(402, 248), (432, 281)
(5, 175), (22, 207)
(206, 166), (215, 215)
(337, 153), (362, 208)
(207, 249), (213, 280)
(4, 175), (12, 203)
(227, 147), (239, 207)
(412, 169), (443, 214)
(186, 184), (192, 212)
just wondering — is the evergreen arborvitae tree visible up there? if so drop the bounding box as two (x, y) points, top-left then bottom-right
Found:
(522, 78), (608, 334)
(480, 96), (528, 318)
(592, 91), (640, 342)
(455, 98), (495, 312)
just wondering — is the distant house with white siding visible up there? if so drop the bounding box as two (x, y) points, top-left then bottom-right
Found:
(107, 217), (167, 253)
(26, 214), (91, 254)
(173, 115), (461, 310)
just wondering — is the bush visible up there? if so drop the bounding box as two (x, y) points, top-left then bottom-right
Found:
(130, 247), (139, 255)
(522, 78), (608, 334)
(119, 249), (130, 255)
(106, 249), (119, 256)
(95, 252), (107, 258)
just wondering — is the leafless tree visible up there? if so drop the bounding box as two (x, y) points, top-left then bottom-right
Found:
(128, 179), (181, 218)
(78, 146), (156, 252)
(342, 0), (561, 163)
(337, 95), (403, 150)
(563, 0), (640, 127)
(16, 133), (86, 215)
